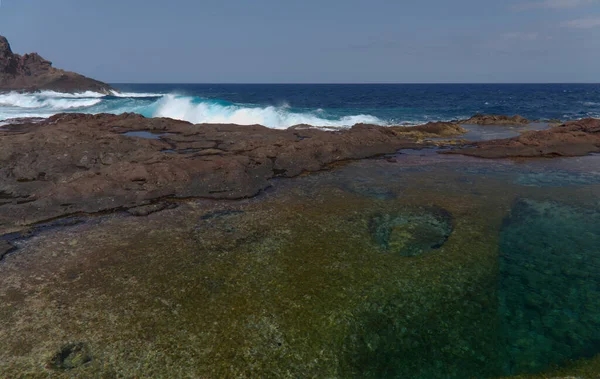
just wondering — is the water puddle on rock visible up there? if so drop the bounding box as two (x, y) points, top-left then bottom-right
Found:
(122, 130), (171, 139)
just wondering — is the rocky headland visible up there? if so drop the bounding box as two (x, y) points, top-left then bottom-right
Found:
(0, 36), (113, 93)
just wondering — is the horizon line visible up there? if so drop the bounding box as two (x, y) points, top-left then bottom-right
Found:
(109, 82), (600, 85)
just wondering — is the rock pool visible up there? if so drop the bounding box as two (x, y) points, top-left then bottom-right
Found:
(0, 151), (599, 378)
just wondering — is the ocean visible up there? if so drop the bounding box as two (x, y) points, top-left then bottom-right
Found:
(1, 83), (599, 128)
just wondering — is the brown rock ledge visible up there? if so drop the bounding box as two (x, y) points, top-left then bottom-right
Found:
(460, 114), (531, 125)
(447, 118), (600, 158)
(0, 113), (426, 235)
(392, 121), (467, 138)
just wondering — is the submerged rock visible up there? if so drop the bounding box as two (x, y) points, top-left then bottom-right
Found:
(0, 36), (113, 93)
(46, 342), (92, 370)
(369, 207), (453, 256)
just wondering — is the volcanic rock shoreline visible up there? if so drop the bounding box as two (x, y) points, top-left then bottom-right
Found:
(1, 113), (599, 245)
(0, 113), (427, 238)
(448, 117), (600, 158)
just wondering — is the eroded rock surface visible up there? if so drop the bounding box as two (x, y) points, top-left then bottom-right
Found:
(0, 36), (113, 93)
(460, 114), (531, 126)
(449, 118), (600, 158)
(0, 113), (424, 234)
(391, 121), (468, 138)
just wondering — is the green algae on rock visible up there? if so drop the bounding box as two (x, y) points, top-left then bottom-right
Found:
(368, 206), (453, 257)
(46, 342), (92, 371)
(0, 152), (599, 378)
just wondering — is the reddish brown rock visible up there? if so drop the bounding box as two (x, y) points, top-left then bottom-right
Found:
(0, 36), (113, 93)
(448, 118), (600, 158)
(0, 113), (424, 234)
(394, 122), (467, 138)
(460, 114), (530, 126)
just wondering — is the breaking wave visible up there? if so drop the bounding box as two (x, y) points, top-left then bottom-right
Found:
(152, 95), (385, 129)
(0, 91), (387, 129)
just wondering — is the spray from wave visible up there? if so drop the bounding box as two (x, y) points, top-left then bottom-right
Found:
(152, 95), (385, 129)
(0, 91), (388, 129)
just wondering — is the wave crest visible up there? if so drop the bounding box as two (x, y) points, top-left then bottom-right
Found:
(0, 91), (387, 129)
(152, 95), (385, 129)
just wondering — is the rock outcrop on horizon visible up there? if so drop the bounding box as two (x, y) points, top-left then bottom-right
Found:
(0, 36), (113, 93)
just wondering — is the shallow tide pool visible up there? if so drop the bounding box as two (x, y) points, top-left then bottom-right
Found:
(0, 152), (599, 378)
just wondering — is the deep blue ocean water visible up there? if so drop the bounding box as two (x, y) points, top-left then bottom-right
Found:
(1, 83), (599, 128)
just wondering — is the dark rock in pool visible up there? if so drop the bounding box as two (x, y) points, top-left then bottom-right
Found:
(448, 117), (600, 158)
(0, 35), (113, 93)
(499, 199), (600, 375)
(46, 342), (92, 370)
(369, 207), (453, 257)
(460, 114), (531, 126)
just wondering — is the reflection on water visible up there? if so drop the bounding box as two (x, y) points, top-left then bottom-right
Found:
(459, 123), (551, 141)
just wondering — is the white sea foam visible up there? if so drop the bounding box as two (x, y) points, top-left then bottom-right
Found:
(0, 91), (388, 129)
(0, 92), (101, 109)
(152, 95), (385, 129)
(25, 90), (107, 99)
(110, 90), (165, 98)
(583, 101), (600, 107)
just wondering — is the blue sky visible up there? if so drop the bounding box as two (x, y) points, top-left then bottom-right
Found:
(0, 0), (599, 83)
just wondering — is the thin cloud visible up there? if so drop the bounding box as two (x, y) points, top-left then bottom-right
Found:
(561, 16), (600, 28)
(514, 0), (595, 10)
(502, 32), (540, 40)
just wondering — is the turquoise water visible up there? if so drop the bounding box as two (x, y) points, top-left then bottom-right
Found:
(500, 199), (600, 375)
(268, 152), (600, 377)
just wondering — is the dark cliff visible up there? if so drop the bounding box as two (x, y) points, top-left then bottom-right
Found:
(0, 36), (113, 93)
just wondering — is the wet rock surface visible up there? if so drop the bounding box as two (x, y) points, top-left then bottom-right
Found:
(449, 118), (600, 158)
(460, 114), (531, 125)
(0, 112), (426, 235)
(391, 121), (468, 138)
(0, 240), (14, 260)
(0, 36), (113, 94)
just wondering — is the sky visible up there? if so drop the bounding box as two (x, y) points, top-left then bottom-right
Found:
(0, 0), (599, 83)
